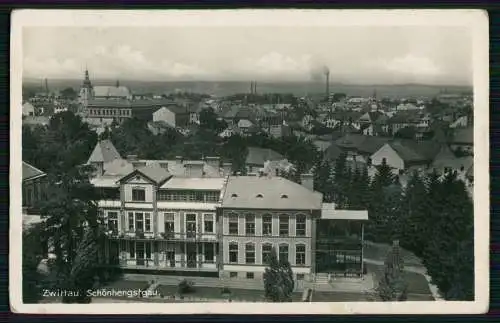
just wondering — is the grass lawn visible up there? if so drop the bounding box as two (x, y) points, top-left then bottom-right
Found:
(366, 263), (433, 299)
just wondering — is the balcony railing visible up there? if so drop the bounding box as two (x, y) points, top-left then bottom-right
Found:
(108, 231), (217, 242)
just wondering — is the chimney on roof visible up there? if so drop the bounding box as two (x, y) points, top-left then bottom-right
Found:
(222, 162), (232, 176)
(300, 173), (314, 191)
(159, 161), (169, 169)
(185, 161), (204, 178)
(175, 156), (183, 164)
(205, 156), (220, 170)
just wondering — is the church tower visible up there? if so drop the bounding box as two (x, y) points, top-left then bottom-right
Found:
(79, 68), (94, 110)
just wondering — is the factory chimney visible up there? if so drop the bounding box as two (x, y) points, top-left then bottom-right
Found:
(324, 67), (330, 99)
(254, 81), (257, 94)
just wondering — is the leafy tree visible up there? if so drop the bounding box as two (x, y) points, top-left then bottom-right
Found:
(313, 158), (334, 202)
(395, 126), (417, 140)
(23, 223), (46, 303)
(40, 165), (104, 303)
(374, 241), (408, 301)
(332, 152), (348, 207)
(263, 248), (295, 302)
(199, 107), (227, 133)
(60, 87), (78, 100)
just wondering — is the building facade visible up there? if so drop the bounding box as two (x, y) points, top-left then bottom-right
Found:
(88, 141), (368, 281)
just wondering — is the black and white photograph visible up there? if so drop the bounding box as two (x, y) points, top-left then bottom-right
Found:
(11, 9), (489, 314)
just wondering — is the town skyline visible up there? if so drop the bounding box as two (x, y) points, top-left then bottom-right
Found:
(23, 26), (472, 86)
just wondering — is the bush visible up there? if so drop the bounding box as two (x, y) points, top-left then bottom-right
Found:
(177, 279), (195, 294)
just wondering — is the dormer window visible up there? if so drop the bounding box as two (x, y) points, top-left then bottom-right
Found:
(256, 194), (263, 198)
(281, 194), (288, 199)
(231, 193), (238, 198)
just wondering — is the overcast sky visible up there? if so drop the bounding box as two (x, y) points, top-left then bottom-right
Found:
(23, 26), (472, 85)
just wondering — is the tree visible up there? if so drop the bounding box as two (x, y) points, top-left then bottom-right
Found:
(23, 223), (46, 303)
(60, 87), (78, 100)
(333, 152), (348, 207)
(399, 171), (429, 255)
(199, 107), (227, 134)
(263, 248), (295, 302)
(313, 158), (334, 202)
(374, 241), (408, 301)
(395, 126), (417, 140)
(422, 171), (474, 300)
(40, 165), (104, 303)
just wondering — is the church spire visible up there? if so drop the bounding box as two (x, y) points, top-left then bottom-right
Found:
(116, 80), (120, 88)
(83, 67), (92, 88)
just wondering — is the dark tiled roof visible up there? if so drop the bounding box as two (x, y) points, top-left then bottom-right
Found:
(389, 139), (443, 163)
(137, 164), (172, 184)
(450, 127), (473, 145)
(88, 99), (174, 109)
(22, 162), (46, 181)
(335, 134), (391, 155)
(246, 147), (284, 166)
(387, 111), (421, 124)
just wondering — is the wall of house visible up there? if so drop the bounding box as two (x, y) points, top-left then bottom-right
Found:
(22, 177), (47, 211)
(153, 107), (176, 127)
(370, 144), (405, 171)
(123, 175), (154, 203)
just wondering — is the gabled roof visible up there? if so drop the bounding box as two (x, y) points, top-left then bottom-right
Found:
(246, 147), (284, 166)
(221, 176), (323, 210)
(335, 134), (391, 155)
(119, 164), (172, 185)
(87, 140), (122, 164)
(387, 139), (443, 163)
(450, 127), (473, 145)
(22, 162), (46, 182)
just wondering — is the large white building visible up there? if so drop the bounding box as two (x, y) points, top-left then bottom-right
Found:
(87, 140), (368, 281)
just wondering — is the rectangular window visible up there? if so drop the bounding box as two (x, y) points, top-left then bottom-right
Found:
(246, 272), (254, 279)
(297, 274), (305, 280)
(229, 243), (238, 263)
(107, 212), (119, 233)
(279, 244), (289, 263)
(145, 213), (151, 232)
(262, 244), (272, 265)
(230, 272), (238, 278)
(245, 214), (255, 236)
(128, 212), (134, 231)
(204, 243), (214, 263)
(228, 214), (239, 235)
(204, 214), (214, 233)
(245, 243), (255, 264)
(186, 213), (197, 238)
(296, 244), (306, 266)
(135, 213), (144, 232)
(132, 188), (146, 202)
(296, 215), (306, 237)
(279, 215), (289, 236)
(263, 215), (272, 236)
(129, 242), (135, 258)
(164, 213), (175, 237)
(205, 191), (219, 202)
(166, 247), (175, 267)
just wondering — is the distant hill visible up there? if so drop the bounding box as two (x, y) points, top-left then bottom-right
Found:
(22, 78), (472, 99)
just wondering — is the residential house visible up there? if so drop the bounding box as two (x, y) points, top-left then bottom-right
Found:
(370, 139), (443, 175)
(237, 119), (255, 136)
(86, 140), (369, 280)
(449, 127), (473, 155)
(152, 105), (192, 129)
(432, 147), (473, 180)
(22, 162), (48, 214)
(245, 147), (285, 174)
(334, 134), (391, 165)
(22, 102), (36, 116)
